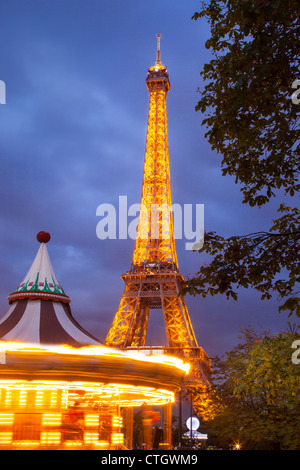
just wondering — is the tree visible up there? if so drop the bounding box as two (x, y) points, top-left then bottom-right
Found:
(207, 327), (300, 449)
(185, 0), (300, 318)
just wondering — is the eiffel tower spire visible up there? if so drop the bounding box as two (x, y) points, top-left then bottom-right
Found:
(155, 33), (161, 65)
(105, 37), (212, 419)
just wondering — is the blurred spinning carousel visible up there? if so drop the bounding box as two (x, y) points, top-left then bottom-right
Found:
(0, 232), (189, 449)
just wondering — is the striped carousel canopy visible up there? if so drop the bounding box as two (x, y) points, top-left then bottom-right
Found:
(0, 232), (101, 347)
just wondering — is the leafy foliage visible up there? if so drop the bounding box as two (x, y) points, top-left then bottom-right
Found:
(192, 0), (299, 207)
(183, 205), (300, 317)
(187, 0), (300, 317)
(207, 327), (300, 449)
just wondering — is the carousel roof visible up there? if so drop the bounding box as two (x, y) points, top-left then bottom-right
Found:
(8, 231), (70, 305)
(0, 232), (101, 347)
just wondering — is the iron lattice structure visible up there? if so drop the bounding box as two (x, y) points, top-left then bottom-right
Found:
(106, 36), (212, 419)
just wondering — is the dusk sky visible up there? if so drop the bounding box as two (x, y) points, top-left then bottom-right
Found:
(0, 0), (291, 358)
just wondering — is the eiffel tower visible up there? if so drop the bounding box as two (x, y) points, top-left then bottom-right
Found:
(106, 36), (212, 419)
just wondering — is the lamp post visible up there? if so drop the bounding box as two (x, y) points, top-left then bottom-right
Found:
(178, 391), (182, 448)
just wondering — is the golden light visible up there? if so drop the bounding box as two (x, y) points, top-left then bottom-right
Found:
(112, 433), (124, 444)
(42, 414), (61, 426)
(0, 341), (190, 373)
(84, 414), (99, 427)
(0, 341), (188, 449)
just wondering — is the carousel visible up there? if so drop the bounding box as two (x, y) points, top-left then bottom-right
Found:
(0, 232), (189, 449)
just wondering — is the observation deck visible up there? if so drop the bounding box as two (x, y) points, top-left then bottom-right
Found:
(146, 34), (170, 92)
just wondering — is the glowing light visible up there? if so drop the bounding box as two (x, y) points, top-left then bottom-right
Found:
(186, 416), (200, 431)
(13, 441), (40, 447)
(0, 340), (189, 373)
(84, 432), (100, 444)
(112, 415), (122, 427)
(40, 432), (61, 445)
(0, 432), (12, 444)
(19, 390), (27, 407)
(83, 434), (109, 447)
(85, 414), (99, 427)
(111, 433), (124, 444)
(103, 43), (203, 394)
(0, 379), (176, 409)
(35, 390), (44, 407)
(0, 413), (14, 425)
(50, 390), (57, 408)
(64, 441), (82, 447)
(0, 339), (184, 449)
(42, 413), (61, 426)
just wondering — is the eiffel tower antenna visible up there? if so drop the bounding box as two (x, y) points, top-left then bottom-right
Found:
(105, 36), (212, 419)
(156, 33), (161, 65)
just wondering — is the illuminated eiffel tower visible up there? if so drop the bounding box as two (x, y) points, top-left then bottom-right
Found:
(106, 36), (212, 419)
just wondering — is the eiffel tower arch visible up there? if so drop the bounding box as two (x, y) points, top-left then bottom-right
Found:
(105, 36), (212, 420)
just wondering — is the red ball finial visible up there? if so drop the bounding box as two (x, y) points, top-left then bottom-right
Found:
(36, 231), (51, 243)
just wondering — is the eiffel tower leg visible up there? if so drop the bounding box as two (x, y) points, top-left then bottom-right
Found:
(105, 284), (139, 347)
(106, 283), (151, 348)
(129, 300), (150, 347)
(181, 357), (213, 421)
(161, 281), (198, 349)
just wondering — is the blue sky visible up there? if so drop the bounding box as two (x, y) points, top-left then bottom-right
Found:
(0, 0), (290, 356)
